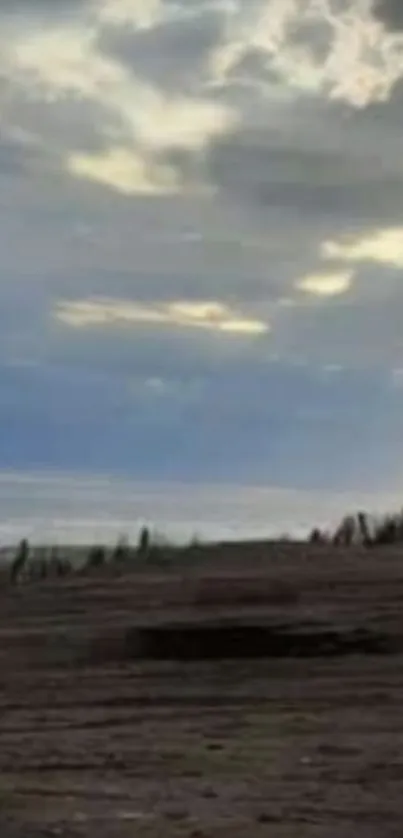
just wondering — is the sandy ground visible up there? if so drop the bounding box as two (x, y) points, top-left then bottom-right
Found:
(1, 542), (403, 836)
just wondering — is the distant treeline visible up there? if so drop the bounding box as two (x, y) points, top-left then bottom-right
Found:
(8, 526), (152, 585)
(309, 508), (403, 547)
(7, 505), (403, 586)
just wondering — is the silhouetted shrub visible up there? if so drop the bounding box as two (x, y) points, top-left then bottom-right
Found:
(309, 528), (325, 544)
(86, 545), (106, 569)
(333, 515), (356, 546)
(324, 507), (403, 549)
(372, 510), (403, 546)
(112, 535), (130, 564)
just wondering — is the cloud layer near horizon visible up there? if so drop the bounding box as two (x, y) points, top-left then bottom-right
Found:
(0, 469), (400, 545)
(1, 0), (403, 507)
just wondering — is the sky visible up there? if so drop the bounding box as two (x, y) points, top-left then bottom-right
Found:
(1, 0), (403, 541)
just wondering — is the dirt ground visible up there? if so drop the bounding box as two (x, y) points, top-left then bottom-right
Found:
(1, 541), (403, 837)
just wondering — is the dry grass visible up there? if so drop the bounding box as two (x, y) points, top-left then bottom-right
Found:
(1, 541), (403, 836)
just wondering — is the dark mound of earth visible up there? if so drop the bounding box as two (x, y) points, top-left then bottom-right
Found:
(125, 621), (393, 661)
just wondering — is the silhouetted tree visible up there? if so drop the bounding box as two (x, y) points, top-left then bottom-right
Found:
(54, 558), (65, 577)
(314, 504), (403, 550)
(10, 538), (29, 584)
(47, 549), (60, 578)
(309, 528), (325, 544)
(373, 515), (399, 545)
(86, 545), (106, 569)
(28, 557), (48, 582)
(138, 526), (150, 557)
(112, 535), (129, 564)
(333, 515), (357, 547)
(38, 558), (48, 580)
(357, 511), (372, 546)
(59, 558), (72, 576)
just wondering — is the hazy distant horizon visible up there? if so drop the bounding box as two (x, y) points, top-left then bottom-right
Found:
(0, 469), (400, 548)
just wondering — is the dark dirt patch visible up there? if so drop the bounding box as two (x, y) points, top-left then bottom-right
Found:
(127, 622), (394, 660)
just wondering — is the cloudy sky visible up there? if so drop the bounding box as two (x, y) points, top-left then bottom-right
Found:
(1, 0), (403, 541)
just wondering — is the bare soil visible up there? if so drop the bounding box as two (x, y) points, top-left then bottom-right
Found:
(1, 541), (403, 836)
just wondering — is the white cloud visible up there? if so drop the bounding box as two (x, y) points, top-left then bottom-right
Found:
(130, 91), (236, 152)
(53, 297), (269, 335)
(321, 363), (344, 377)
(322, 226), (403, 267)
(391, 367), (403, 387)
(8, 25), (235, 149)
(208, 0), (403, 107)
(93, 0), (163, 30)
(7, 26), (104, 101)
(139, 375), (204, 402)
(2, 17), (236, 184)
(296, 270), (353, 296)
(145, 376), (169, 393)
(67, 146), (180, 194)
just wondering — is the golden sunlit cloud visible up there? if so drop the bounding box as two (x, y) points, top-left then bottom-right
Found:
(8, 27), (103, 100)
(208, 0), (403, 107)
(131, 93), (236, 152)
(54, 298), (269, 336)
(4, 21), (236, 171)
(322, 227), (403, 267)
(67, 146), (180, 194)
(296, 270), (353, 297)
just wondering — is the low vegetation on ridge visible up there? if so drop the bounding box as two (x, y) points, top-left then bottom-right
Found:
(5, 504), (403, 587)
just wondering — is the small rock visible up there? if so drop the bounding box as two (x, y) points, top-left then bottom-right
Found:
(256, 812), (280, 823)
(163, 808), (189, 821)
(201, 786), (217, 799)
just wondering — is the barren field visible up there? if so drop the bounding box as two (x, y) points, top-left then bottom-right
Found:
(1, 541), (403, 837)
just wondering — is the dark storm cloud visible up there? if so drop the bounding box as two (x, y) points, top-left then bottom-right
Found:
(0, 0), (84, 9)
(99, 8), (222, 92)
(3, 95), (119, 158)
(207, 127), (403, 221)
(0, 0), (85, 25)
(373, 0), (403, 30)
(0, 135), (41, 176)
